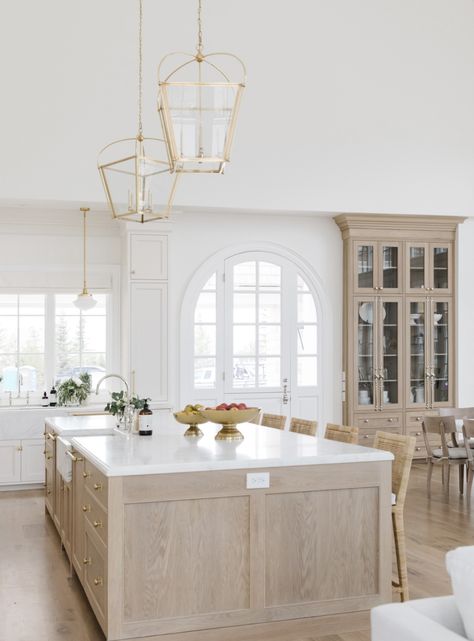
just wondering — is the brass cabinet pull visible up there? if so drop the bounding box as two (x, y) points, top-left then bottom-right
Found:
(82, 505), (90, 512)
(47, 432), (56, 441)
(93, 577), (103, 586)
(83, 558), (91, 565)
(66, 450), (83, 462)
(46, 454), (53, 460)
(93, 483), (102, 491)
(93, 520), (102, 528)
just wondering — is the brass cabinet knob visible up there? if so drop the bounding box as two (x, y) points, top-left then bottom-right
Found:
(415, 447), (421, 452)
(364, 419), (369, 424)
(364, 434), (369, 439)
(416, 431), (421, 437)
(388, 418), (393, 423)
(93, 577), (103, 586)
(83, 472), (90, 478)
(83, 558), (91, 565)
(93, 483), (102, 491)
(416, 416), (421, 421)
(82, 505), (89, 512)
(93, 520), (102, 528)
(46, 489), (52, 495)
(46, 454), (53, 460)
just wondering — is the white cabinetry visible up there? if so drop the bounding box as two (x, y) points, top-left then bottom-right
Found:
(0, 440), (21, 484)
(123, 228), (170, 402)
(0, 438), (45, 486)
(20, 438), (45, 483)
(130, 234), (167, 280)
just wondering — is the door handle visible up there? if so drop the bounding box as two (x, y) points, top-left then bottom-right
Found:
(282, 379), (289, 405)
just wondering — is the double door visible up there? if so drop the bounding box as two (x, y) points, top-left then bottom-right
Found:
(407, 297), (453, 409)
(355, 297), (402, 411)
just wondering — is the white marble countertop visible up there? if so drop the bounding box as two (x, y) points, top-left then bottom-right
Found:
(71, 419), (393, 477)
(45, 415), (118, 437)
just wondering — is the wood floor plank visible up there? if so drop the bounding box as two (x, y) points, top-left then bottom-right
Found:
(1, 463), (473, 641)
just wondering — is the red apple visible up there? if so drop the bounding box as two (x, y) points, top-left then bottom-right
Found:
(237, 403), (247, 409)
(216, 403), (228, 410)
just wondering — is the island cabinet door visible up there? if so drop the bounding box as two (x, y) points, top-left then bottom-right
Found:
(84, 524), (107, 634)
(0, 440), (21, 484)
(44, 436), (54, 516)
(72, 453), (86, 581)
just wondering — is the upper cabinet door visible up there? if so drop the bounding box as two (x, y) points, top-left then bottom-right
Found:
(406, 243), (429, 293)
(354, 242), (401, 293)
(354, 298), (378, 410)
(430, 243), (452, 294)
(354, 242), (377, 293)
(430, 298), (453, 408)
(130, 234), (168, 280)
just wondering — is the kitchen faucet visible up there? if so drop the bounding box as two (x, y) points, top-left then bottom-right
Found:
(95, 373), (130, 399)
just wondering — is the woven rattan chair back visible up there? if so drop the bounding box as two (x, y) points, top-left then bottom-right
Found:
(290, 417), (317, 437)
(325, 423), (359, 445)
(260, 413), (286, 430)
(373, 431), (416, 508)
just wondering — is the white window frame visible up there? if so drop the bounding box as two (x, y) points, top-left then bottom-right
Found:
(179, 243), (327, 427)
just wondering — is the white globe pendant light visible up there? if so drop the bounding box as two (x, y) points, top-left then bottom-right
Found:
(74, 207), (97, 311)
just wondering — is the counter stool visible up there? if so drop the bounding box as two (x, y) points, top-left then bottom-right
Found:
(325, 423), (358, 444)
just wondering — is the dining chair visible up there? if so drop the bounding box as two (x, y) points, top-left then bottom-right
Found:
(462, 419), (474, 505)
(373, 431), (416, 602)
(422, 416), (467, 497)
(290, 417), (317, 436)
(324, 423), (358, 445)
(261, 413), (286, 430)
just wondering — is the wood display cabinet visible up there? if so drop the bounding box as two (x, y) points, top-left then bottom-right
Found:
(336, 214), (464, 458)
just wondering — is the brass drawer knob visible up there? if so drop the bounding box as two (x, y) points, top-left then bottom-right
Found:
(83, 558), (91, 565)
(364, 419), (369, 424)
(364, 434), (369, 439)
(388, 418), (393, 423)
(93, 520), (102, 528)
(46, 489), (52, 495)
(93, 577), (103, 586)
(83, 472), (90, 479)
(416, 417), (421, 421)
(93, 483), (102, 491)
(415, 447), (421, 452)
(82, 505), (90, 512)
(416, 432), (421, 437)
(46, 454), (53, 460)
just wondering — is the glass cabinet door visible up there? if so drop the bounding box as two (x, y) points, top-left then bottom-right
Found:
(406, 244), (428, 292)
(431, 299), (452, 406)
(381, 244), (401, 292)
(355, 242), (376, 292)
(431, 244), (451, 293)
(379, 299), (402, 408)
(407, 300), (428, 407)
(356, 299), (376, 408)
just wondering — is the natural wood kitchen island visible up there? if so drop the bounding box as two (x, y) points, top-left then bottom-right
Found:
(46, 417), (393, 641)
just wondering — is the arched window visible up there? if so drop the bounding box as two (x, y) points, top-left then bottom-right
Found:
(181, 250), (321, 424)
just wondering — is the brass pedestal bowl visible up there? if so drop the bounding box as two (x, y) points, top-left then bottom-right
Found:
(198, 408), (260, 441)
(173, 412), (208, 437)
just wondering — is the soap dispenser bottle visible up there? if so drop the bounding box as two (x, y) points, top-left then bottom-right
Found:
(41, 391), (49, 407)
(138, 402), (153, 436)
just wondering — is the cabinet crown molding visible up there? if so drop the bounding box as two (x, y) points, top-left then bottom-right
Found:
(334, 213), (466, 239)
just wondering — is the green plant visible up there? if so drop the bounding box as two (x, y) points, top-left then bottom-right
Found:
(57, 372), (91, 406)
(104, 392), (150, 417)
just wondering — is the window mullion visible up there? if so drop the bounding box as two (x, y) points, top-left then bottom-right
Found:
(44, 293), (56, 394)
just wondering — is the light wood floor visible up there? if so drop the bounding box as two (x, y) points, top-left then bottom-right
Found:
(1, 463), (473, 641)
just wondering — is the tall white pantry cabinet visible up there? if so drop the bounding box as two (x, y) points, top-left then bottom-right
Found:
(121, 228), (169, 402)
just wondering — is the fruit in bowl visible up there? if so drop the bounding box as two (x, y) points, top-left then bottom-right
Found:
(198, 404), (260, 441)
(173, 404), (208, 437)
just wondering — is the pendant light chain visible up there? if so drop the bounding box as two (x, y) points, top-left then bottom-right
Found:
(138, 0), (144, 139)
(197, 0), (203, 57)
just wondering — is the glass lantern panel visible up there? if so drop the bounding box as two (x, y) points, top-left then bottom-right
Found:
(164, 84), (239, 165)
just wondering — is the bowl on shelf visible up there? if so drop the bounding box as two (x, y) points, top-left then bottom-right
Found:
(434, 313), (443, 325)
(410, 313), (421, 325)
(173, 411), (208, 438)
(198, 408), (260, 441)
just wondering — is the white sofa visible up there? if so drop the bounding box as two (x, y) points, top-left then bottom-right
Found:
(371, 596), (467, 641)
(372, 546), (474, 641)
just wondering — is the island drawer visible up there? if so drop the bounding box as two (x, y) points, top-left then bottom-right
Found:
(358, 426), (401, 448)
(84, 523), (107, 631)
(406, 410), (440, 428)
(83, 460), (108, 509)
(355, 414), (403, 431)
(83, 493), (108, 547)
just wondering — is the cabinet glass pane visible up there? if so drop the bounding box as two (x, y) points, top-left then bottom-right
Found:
(433, 302), (449, 403)
(382, 246), (398, 289)
(357, 302), (374, 405)
(409, 247), (425, 289)
(357, 246), (374, 289)
(409, 302), (426, 404)
(433, 247), (449, 289)
(381, 301), (398, 405)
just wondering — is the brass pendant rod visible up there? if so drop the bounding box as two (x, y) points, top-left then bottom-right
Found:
(80, 207), (90, 293)
(138, 0), (143, 138)
(196, 0), (203, 58)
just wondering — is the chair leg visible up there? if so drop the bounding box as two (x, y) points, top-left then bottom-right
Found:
(459, 465), (464, 495)
(392, 509), (409, 602)
(467, 467), (474, 507)
(427, 460), (433, 498)
(443, 461), (450, 497)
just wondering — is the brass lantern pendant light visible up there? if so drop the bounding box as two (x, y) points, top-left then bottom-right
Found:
(158, 0), (246, 174)
(98, 0), (179, 223)
(74, 207), (97, 311)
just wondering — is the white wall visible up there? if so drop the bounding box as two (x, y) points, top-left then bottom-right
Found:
(1, 0), (474, 215)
